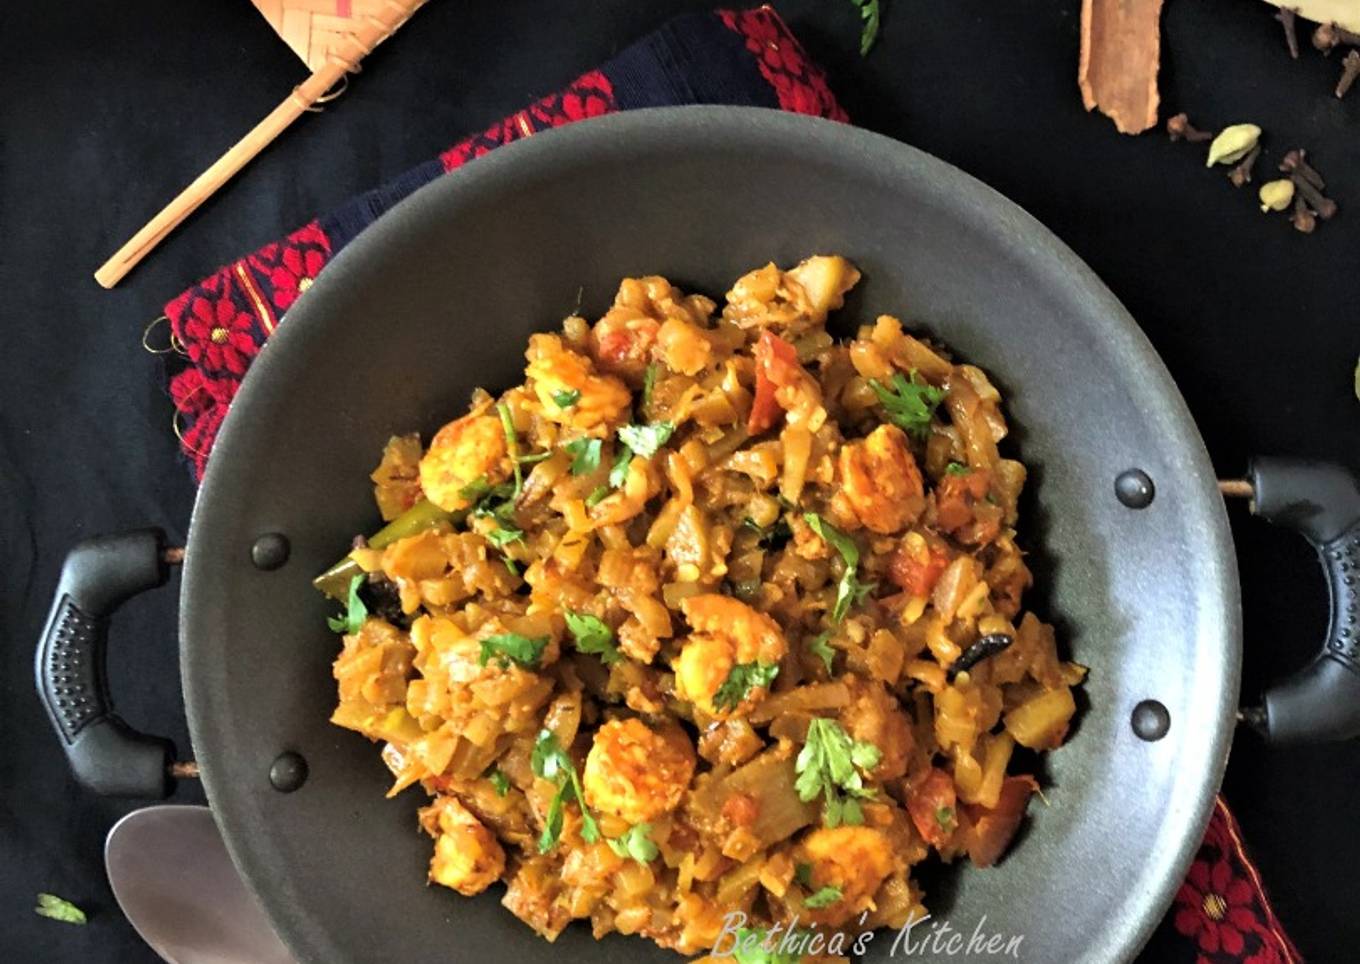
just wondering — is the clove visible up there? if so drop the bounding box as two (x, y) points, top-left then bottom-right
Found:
(1228, 145), (1261, 187)
(1279, 149), (1325, 190)
(1275, 7), (1300, 60)
(1290, 174), (1338, 220)
(1166, 112), (1212, 143)
(1313, 21), (1360, 53)
(1337, 49), (1360, 99)
(1291, 195), (1317, 233)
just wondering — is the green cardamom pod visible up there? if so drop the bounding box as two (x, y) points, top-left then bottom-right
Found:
(1258, 179), (1295, 212)
(1206, 124), (1262, 167)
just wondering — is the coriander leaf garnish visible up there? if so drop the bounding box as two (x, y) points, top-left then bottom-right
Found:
(564, 610), (620, 664)
(606, 823), (659, 863)
(803, 513), (876, 622)
(794, 862), (813, 887)
(326, 573), (369, 634)
(34, 894), (86, 925)
(868, 370), (945, 439)
(807, 631), (836, 675)
(485, 525), (524, 548)
(586, 485), (610, 507)
(469, 480), (518, 527)
(552, 388), (582, 409)
(608, 445), (633, 488)
(563, 437), (602, 475)
(794, 717), (880, 828)
(641, 362), (658, 415)
(517, 450), (552, 465)
(478, 632), (547, 669)
(804, 885), (843, 909)
(532, 729), (600, 851)
(488, 768), (511, 796)
(936, 805), (955, 830)
(849, 0), (881, 56)
(496, 401), (524, 497)
(730, 927), (810, 964)
(712, 661), (780, 712)
(946, 461), (971, 476)
(459, 475), (491, 502)
(616, 421), (675, 459)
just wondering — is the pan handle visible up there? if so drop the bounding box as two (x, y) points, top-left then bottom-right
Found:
(35, 528), (178, 797)
(1232, 458), (1360, 744)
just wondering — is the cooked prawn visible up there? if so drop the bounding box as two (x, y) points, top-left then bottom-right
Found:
(582, 718), (696, 823)
(837, 424), (925, 534)
(421, 796), (506, 895)
(418, 413), (509, 511)
(795, 825), (894, 926)
(675, 595), (788, 716)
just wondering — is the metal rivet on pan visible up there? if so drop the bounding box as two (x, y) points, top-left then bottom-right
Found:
(1114, 469), (1155, 509)
(1131, 699), (1171, 741)
(269, 752), (308, 792)
(250, 533), (290, 571)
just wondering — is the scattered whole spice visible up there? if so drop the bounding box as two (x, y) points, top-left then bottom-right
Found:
(1228, 145), (1261, 187)
(1291, 196), (1318, 233)
(35, 894), (86, 925)
(1336, 49), (1360, 98)
(1290, 173), (1338, 219)
(1259, 179), (1296, 212)
(1279, 149), (1325, 189)
(1206, 124), (1262, 167)
(1275, 6), (1300, 59)
(1078, 0), (1166, 134)
(1166, 112), (1212, 143)
(1312, 21), (1360, 53)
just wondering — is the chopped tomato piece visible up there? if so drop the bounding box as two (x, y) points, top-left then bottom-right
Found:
(888, 536), (952, 597)
(747, 330), (801, 434)
(964, 775), (1038, 867)
(905, 767), (957, 848)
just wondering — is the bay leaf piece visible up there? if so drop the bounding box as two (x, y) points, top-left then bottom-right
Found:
(1078, 0), (1166, 135)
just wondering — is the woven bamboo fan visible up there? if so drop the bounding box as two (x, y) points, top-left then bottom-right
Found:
(94, 0), (428, 288)
(252, 0), (407, 70)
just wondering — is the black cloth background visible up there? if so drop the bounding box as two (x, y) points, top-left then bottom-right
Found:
(1, 1), (1356, 961)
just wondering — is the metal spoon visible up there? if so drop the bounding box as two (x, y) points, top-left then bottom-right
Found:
(105, 805), (295, 964)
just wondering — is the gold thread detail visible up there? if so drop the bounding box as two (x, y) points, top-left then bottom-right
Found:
(232, 262), (277, 335)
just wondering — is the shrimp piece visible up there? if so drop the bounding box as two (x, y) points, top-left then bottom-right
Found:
(418, 413), (509, 511)
(582, 718), (696, 823)
(838, 424), (925, 534)
(421, 796), (505, 896)
(795, 825), (894, 926)
(525, 334), (632, 434)
(675, 595), (788, 716)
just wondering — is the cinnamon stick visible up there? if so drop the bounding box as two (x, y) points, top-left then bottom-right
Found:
(1079, 0), (1166, 135)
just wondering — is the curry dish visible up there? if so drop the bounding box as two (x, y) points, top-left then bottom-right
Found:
(319, 256), (1085, 958)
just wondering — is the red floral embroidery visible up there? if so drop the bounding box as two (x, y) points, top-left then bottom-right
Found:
(718, 7), (848, 122)
(1175, 855), (1262, 958)
(176, 291), (259, 376)
(440, 70), (615, 172)
(1169, 802), (1302, 964)
(246, 220), (333, 313)
(169, 367), (228, 415)
(168, 368), (240, 480)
